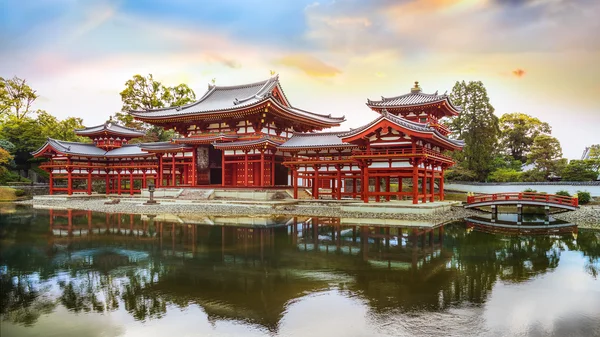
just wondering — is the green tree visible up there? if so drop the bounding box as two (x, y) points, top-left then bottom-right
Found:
(586, 144), (600, 172)
(36, 111), (88, 143)
(561, 160), (598, 181)
(448, 81), (500, 181)
(488, 168), (523, 182)
(114, 74), (196, 142)
(527, 135), (563, 179)
(0, 76), (39, 120)
(0, 116), (46, 169)
(499, 113), (551, 163)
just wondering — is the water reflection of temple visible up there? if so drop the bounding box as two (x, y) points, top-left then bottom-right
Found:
(3, 208), (595, 331)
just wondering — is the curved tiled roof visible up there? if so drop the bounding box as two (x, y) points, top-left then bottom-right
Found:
(341, 112), (465, 148)
(212, 136), (284, 149)
(75, 122), (145, 137)
(128, 75), (345, 125)
(31, 138), (153, 157)
(278, 132), (356, 149)
(367, 84), (461, 115)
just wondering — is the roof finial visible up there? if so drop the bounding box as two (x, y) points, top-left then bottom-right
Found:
(411, 81), (421, 93)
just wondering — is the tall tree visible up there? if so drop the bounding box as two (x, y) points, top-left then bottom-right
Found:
(0, 116), (47, 168)
(561, 160), (598, 181)
(527, 135), (563, 179)
(114, 74), (196, 142)
(36, 111), (88, 143)
(0, 76), (39, 119)
(448, 81), (500, 181)
(499, 113), (551, 163)
(586, 144), (600, 172)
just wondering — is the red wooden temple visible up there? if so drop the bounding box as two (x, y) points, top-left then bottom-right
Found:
(33, 76), (463, 203)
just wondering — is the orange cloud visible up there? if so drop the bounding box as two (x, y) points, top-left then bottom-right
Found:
(276, 54), (341, 77)
(512, 68), (526, 78)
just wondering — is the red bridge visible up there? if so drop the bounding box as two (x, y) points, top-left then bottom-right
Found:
(465, 192), (579, 212)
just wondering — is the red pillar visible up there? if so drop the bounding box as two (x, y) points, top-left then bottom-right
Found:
(363, 164), (370, 203)
(422, 162), (428, 203)
(386, 177), (391, 201)
(67, 158), (72, 195)
(117, 170), (122, 195)
(260, 150), (265, 187)
(336, 165), (342, 200)
(429, 165), (435, 202)
(375, 176), (380, 202)
(412, 160), (419, 204)
(440, 167), (445, 201)
(191, 147), (197, 186)
(171, 153), (176, 187)
(158, 155), (163, 187)
(87, 169), (92, 195)
(221, 150), (226, 187)
(129, 170), (134, 195)
(244, 151), (249, 187)
(313, 165), (320, 199)
(49, 170), (54, 195)
(293, 168), (298, 199)
(271, 151), (275, 186)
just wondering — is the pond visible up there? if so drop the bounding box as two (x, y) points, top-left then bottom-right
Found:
(1, 205), (599, 337)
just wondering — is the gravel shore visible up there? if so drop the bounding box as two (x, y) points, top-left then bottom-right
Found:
(19, 199), (481, 223)
(553, 205), (600, 229)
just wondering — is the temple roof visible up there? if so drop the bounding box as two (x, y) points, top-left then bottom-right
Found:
(138, 142), (192, 152)
(128, 75), (345, 126)
(75, 122), (145, 138)
(31, 138), (154, 157)
(173, 133), (239, 145)
(212, 136), (284, 150)
(278, 132), (357, 149)
(367, 82), (461, 116)
(341, 112), (465, 148)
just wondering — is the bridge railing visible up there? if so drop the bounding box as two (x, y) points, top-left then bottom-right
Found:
(466, 192), (578, 207)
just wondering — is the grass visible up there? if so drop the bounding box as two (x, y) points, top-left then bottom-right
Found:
(444, 191), (468, 202)
(0, 186), (17, 201)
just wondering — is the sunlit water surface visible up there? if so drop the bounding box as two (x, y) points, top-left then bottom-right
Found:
(1, 205), (599, 337)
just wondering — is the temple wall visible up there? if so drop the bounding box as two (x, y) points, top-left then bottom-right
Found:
(445, 182), (600, 197)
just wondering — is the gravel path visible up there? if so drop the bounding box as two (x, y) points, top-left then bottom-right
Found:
(19, 199), (481, 223)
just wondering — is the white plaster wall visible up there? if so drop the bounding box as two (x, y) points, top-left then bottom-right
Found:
(445, 183), (600, 197)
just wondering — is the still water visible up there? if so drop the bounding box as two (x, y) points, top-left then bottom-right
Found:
(1, 205), (599, 337)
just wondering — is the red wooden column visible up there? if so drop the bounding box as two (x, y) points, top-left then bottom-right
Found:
(142, 170), (147, 189)
(375, 176), (380, 202)
(171, 153), (176, 187)
(313, 164), (320, 199)
(105, 170), (110, 195)
(412, 159), (419, 204)
(260, 149), (265, 187)
(244, 150), (249, 187)
(398, 176), (403, 199)
(429, 165), (435, 202)
(422, 162), (428, 203)
(158, 154), (163, 187)
(292, 167), (298, 199)
(386, 177), (391, 201)
(129, 169), (134, 195)
(221, 150), (226, 187)
(117, 169), (122, 195)
(67, 157), (73, 195)
(49, 170), (54, 195)
(336, 164), (342, 200)
(191, 147), (197, 186)
(271, 151), (275, 186)
(363, 163), (370, 203)
(87, 168), (92, 195)
(440, 167), (445, 201)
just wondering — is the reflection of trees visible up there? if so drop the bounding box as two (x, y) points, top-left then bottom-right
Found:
(576, 229), (600, 278)
(121, 265), (167, 321)
(0, 273), (56, 326)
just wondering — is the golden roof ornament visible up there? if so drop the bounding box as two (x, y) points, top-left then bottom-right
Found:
(411, 81), (421, 93)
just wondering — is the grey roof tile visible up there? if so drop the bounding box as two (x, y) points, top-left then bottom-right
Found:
(75, 122), (145, 137)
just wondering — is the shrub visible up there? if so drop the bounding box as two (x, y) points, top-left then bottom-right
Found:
(14, 189), (26, 197)
(576, 191), (591, 204)
(556, 190), (571, 197)
(523, 188), (537, 193)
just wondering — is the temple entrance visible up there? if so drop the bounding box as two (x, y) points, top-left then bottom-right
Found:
(274, 162), (289, 186)
(195, 146), (223, 185)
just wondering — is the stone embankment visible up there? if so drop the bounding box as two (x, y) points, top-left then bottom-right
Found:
(19, 199), (480, 223)
(554, 205), (600, 228)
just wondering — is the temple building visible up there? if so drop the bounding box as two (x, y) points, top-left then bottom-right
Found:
(33, 76), (464, 203)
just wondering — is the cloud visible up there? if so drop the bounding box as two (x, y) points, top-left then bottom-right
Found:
(276, 54), (341, 77)
(512, 68), (526, 78)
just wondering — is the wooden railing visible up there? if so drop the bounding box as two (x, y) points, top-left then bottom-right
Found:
(466, 192), (579, 207)
(352, 147), (454, 162)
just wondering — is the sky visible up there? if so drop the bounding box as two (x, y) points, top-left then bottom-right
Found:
(1, 0), (599, 159)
